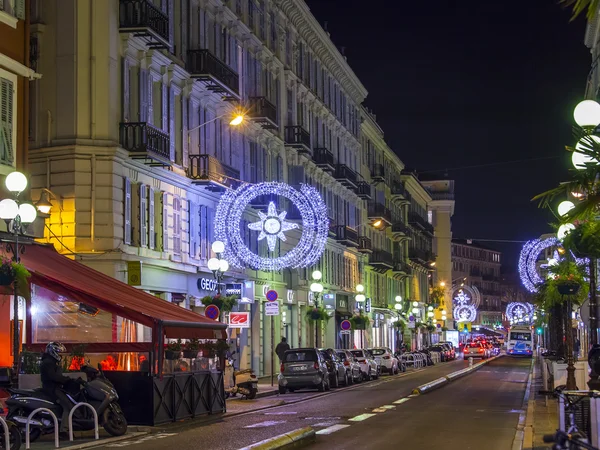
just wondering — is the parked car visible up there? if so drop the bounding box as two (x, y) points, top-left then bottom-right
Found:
(319, 348), (348, 387)
(439, 342), (456, 360)
(336, 349), (362, 383)
(278, 348), (330, 394)
(428, 345), (448, 362)
(368, 347), (400, 374)
(349, 349), (379, 380)
(463, 342), (489, 360)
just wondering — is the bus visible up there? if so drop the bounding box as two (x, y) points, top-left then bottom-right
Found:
(506, 325), (533, 357)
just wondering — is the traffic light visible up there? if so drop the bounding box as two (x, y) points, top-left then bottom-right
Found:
(536, 328), (542, 335)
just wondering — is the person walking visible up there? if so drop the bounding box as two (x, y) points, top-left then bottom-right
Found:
(275, 337), (290, 363)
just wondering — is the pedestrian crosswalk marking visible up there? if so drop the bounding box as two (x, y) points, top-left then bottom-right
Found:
(244, 420), (286, 428)
(349, 413), (376, 422)
(106, 433), (178, 447)
(372, 408), (388, 413)
(316, 424), (350, 435)
(380, 405), (396, 409)
(393, 398), (410, 404)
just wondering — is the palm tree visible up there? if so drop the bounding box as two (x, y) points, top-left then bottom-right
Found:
(561, 0), (599, 20)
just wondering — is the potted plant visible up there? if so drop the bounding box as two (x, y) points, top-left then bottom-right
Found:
(165, 339), (182, 360)
(0, 258), (31, 299)
(392, 320), (405, 331)
(426, 324), (436, 332)
(0, 258), (14, 286)
(349, 313), (370, 330)
(306, 306), (330, 322)
(201, 294), (237, 313)
(183, 338), (200, 359)
(429, 285), (445, 309)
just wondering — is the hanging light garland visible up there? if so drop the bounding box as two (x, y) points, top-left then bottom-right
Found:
(214, 182), (329, 271)
(506, 302), (535, 325)
(454, 304), (477, 323)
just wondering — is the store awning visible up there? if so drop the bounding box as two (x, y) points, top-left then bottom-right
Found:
(20, 244), (227, 339)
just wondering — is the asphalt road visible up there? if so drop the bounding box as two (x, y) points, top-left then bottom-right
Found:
(94, 357), (529, 450)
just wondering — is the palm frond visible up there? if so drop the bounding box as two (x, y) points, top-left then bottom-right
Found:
(560, 0), (600, 20)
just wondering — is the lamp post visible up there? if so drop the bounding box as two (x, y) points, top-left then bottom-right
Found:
(355, 284), (366, 348)
(187, 112), (244, 148)
(0, 172), (37, 371)
(310, 270), (324, 347)
(207, 241), (229, 295)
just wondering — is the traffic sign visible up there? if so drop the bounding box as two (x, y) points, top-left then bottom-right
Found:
(340, 320), (351, 331)
(265, 290), (278, 302)
(265, 302), (279, 316)
(205, 304), (220, 320)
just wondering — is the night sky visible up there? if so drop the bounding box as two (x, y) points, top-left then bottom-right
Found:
(304, 0), (590, 271)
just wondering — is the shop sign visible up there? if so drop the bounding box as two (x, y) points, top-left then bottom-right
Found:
(225, 283), (242, 299)
(336, 295), (349, 312)
(241, 281), (254, 303)
(287, 290), (295, 304)
(198, 277), (218, 292)
(308, 291), (315, 306)
(265, 302), (280, 316)
(262, 285), (270, 297)
(127, 261), (142, 286)
(229, 312), (250, 328)
(365, 298), (372, 313)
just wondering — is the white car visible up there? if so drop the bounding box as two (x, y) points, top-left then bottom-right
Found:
(369, 347), (400, 375)
(349, 349), (379, 380)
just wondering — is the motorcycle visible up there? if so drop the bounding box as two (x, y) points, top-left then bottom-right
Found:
(224, 355), (258, 400)
(5, 364), (127, 442)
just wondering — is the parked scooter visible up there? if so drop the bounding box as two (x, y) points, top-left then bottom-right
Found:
(224, 355), (258, 400)
(5, 364), (127, 442)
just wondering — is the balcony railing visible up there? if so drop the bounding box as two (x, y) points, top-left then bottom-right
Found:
(391, 182), (406, 198)
(119, 0), (169, 48)
(356, 181), (372, 199)
(187, 49), (239, 98)
(119, 122), (170, 164)
(371, 163), (385, 182)
(391, 221), (410, 236)
(313, 147), (335, 172)
(429, 192), (455, 201)
(392, 261), (412, 275)
(408, 212), (434, 236)
(334, 165), (358, 190)
(333, 225), (359, 247)
(284, 126), (311, 155)
(409, 247), (434, 263)
(370, 249), (394, 269)
(357, 236), (373, 253)
(187, 154), (240, 190)
(367, 202), (393, 225)
(248, 97), (278, 129)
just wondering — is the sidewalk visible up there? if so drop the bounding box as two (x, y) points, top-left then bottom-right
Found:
(521, 359), (559, 450)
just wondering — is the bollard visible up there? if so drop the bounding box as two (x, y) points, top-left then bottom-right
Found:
(469, 357), (473, 367)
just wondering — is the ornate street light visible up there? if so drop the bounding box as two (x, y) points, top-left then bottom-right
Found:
(310, 270), (324, 347)
(1, 172), (37, 370)
(208, 241), (228, 294)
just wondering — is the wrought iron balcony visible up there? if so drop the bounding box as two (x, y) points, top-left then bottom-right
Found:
(371, 163), (385, 183)
(357, 236), (373, 253)
(247, 97), (278, 129)
(391, 181), (408, 199)
(392, 261), (412, 276)
(408, 212), (434, 236)
(333, 225), (359, 247)
(313, 147), (335, 172)
(328, 219), (337, 238)
(119, 0), (169, 49)
(119, 122), (170, 165)
(187, 49), (240, 99)
(369, 249), (394, 272)
(409, 247), (434, 265)
(284, 126), (311, 155)
(187, 154), (240, 190)
(356, 181), (372, 200)
(391, 221), (411, 241)
(334, 165), (358, 190)
(367, 202), (393, 226)
(429, 192), (455, 201)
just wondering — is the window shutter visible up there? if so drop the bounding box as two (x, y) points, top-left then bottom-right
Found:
(200, 205), (208, 260)
(162, 192), (169, 252)
(188, 200), (197, 258)
(0, 78), (14, 164)
(139, 69), (148, 122)
(172, 197), (181, 255)
(162, 83), (168, 132)
(123, 60), (130, 122)
(147, 75), (154, 125)
(149, 187), (155, 249)
(169, 85), (175, 161)
(15, 0), (25, 20)
(182, 97), (189, 167)
(124, 178), (132, 245)
(140, 185), (148, 247)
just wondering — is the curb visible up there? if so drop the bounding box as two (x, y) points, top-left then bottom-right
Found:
(512, 357), (535, 450)
(238, 426), (315, 450)
(411, 354), (503, 395)
(57, 432), (148, 450)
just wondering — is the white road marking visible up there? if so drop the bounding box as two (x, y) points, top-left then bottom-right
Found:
(264, 411), (297, 415)
(305, 417), (341, 420)
(393, 398), (410, 404)
(408, 394), (419, 398)
(106, 434), (178, 447)
(244, 420), (286, 428)
(313, 422), (339, 428)
(316, 424), (351, 435)
(372, 408), (388, 413)
(380, 405), (396, 409)
(349, 413), (376, 422)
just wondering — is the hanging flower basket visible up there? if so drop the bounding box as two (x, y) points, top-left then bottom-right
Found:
(392, 320), (405, 331)
(201, 294), (237, 312)
(306, 307), (329, 322)
(183, 338), (200, 359)
(165, 339), (182, 360)
(557, 282), (581, 296)
(349, 313), (370, 330)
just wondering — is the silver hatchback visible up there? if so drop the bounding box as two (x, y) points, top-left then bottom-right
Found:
(278, 348), (330, 394)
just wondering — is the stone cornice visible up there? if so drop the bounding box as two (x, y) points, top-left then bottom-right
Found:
(402, 175), (432, 206)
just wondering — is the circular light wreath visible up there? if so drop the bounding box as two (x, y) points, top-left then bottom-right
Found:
(454, 304), (477, 323)
(506, 302), (535, 325)
(518, 237), (588, 293)
(451, 284), (481, 309)
(215, 182), (329, 271)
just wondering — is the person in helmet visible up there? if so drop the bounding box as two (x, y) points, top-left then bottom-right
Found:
(40, 342), (79, 435)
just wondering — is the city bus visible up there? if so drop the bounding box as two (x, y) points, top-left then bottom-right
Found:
(506, 325), (534, 357)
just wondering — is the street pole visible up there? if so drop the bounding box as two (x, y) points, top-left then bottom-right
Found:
(590, 259), (598, 345)
(12, 220), (20, 371)
(271, 315), (274, 387)
(565, 296), (577, 390)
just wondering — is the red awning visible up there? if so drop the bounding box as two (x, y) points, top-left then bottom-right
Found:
(19, 244), (226, 339)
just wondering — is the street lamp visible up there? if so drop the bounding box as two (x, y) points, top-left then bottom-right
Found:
(187, 111), (244, 147)
(34, 188), (57, 215)
(310, 270), (324, 347)
(355, 283), (366, 303)
(0, 171), (37, 370)
(208, 240), (228, 295)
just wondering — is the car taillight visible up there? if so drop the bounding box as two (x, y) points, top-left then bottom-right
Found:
(359, 359), (366, 363)
(314, 362), (319, 370)
(280, 363), (285, 373)
(383, 356), (391, 360)
(478, 348), (484, 353)
(344, 360), (350, 366)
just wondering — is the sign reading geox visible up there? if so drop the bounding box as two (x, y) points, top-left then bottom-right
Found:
(225, 283), (242, 300)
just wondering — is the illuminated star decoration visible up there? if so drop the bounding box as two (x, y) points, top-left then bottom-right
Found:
(248, 202), (298, 252)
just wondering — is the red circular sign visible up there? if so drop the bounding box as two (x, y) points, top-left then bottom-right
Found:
(265, 290), (278, 302)
(205, 304), (220, 320)
(340, 320), (351, 331)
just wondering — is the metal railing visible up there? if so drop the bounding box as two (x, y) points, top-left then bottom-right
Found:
(391, 181), (406, 197)
(187, 49), (239, 96)
(408, 212), (434, 235)
(370, 249), (394, 266)
(371, 163), (385, 181)
(284, 125), (311, 152)
(392, 221), (410, 235)
(187, 154), (240, 189)
(248, 96), (277, 125)
(26, 407), (59, 449)
(313, 147), (335, 169)
(334, 164), (358, 186)
(68, 402), (99, 442)
(358, 236), (372, 252)
(333, 225), (359, 245)
(429, 192), (455, 201)
(367, 202), (392, 223)
(409, 247), (433, 262)
(119, 0), (169, 43)
(0, 417), (9, 450)
(119, 122), (171, 161)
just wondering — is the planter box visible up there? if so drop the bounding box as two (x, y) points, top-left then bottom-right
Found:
(19, 372), (86, 389)
(552, 361), (589, 390)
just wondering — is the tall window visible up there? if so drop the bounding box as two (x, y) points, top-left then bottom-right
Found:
(140, 185), (148, 247)
(172, 197), (182, 255)
(0, 75), (15, 165)
(123, 178), (132, 245)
